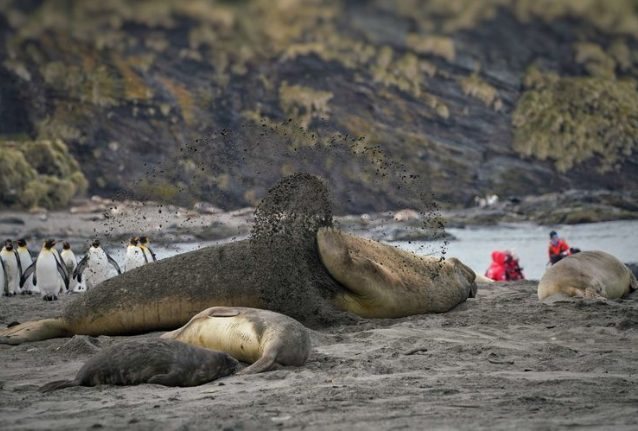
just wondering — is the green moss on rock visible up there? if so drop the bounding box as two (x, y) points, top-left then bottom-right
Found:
(0, 139), (87, 209)
(513, 66), (638, 173)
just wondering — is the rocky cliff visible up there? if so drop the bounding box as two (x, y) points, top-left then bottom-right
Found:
(1, 0), (638, 213)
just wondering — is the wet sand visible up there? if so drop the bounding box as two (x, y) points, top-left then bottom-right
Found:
(1, 281), (637, 430)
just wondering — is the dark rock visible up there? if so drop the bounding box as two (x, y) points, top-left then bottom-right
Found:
(0, 217), (25, 225)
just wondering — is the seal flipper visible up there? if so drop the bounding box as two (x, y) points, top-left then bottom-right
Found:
(39, 379), (80, 393)
(236, 350), (278, 375)
(0, 318), (71, 345)
(147, 372), (184, 387)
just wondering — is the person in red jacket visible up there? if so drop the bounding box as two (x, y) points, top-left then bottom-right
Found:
(505, 250), (525, 280)
(485, 251), (508, 281)
(548, 231), (570, 265)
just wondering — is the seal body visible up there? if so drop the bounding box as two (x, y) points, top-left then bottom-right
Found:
(538, 251), (638, 300)
(317, 228), (477, 318)
(162, 307), (311, 374)
(39, 338), (237, 392)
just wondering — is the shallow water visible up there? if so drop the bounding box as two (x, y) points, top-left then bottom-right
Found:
(105, 220), (637, 282)
(395, 220), (638, 280)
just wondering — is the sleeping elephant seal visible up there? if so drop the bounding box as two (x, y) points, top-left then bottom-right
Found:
(0, 174), (476, 345)
(39, 338), (237, 392)
(538, 251), (638, 301)
(162, 307), (310, 374)
(318, 228), (477, 317)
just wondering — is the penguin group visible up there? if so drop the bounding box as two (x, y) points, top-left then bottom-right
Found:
(0, 237), (158, 301)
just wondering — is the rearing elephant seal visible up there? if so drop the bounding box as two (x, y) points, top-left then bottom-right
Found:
(0, 174), (477, 345)
(538, 251), (638, 300)
(162, 307), (311, 374)
(39, 338), (238, 392)
(317, 228), (477, 317)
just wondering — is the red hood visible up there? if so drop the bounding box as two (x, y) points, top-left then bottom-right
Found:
(491, 251), (507, 265)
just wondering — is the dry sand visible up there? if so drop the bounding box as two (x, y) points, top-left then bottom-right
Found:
(1, 281), (637, 430)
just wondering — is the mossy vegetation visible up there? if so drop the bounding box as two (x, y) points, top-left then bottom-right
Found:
(279, 81), (333, 129)
(3, 0), (638, 210)
(513, 66), (638, 173)
(406, 34), (456, 62)
(460, 72), (503, 111)
(0, 140), (88, 209)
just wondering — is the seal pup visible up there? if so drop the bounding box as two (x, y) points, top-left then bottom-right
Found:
(538, 251), (638, 301)
(162, 307), (311, 374)
(1, 240), (22, 296)
(39, 338), (238, 392)
(317, 228), (477, 318)
(16, 239), (36, 294)
(124, 237), (146, 272)
(74, 240), (121, 290)
(21, 239), (69, 301)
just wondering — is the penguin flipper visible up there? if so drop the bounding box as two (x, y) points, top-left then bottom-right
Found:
(0, 257), (8, 294)
(14, 250), (22, 277)
(148, 246), (157, 262)
(55, 259), (70, 290)
(74, 255), (88, 282)
(20, 261), (37, 288)
(51, 252), (69, 290)
(106, 253), (122, 275)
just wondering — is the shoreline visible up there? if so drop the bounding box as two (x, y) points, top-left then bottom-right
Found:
(1, 188), (637, 247)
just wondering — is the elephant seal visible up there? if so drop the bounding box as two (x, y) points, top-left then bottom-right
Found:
(0, 174), (476, 345)
(162, 307), (310, 374)
(317, 228), (477, 317)
(538, 251), (638, 300)
(39, 338), (237, 392)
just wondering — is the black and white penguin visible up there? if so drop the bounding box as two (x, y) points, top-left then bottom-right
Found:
(60, 242), (78, 292)
(16, 239), (37, 294)
(138, 236), (157, 263)
(20, 239), (69, 301)
(124, 237), (146, 272)
(74, 240), (121, 290)
(1, 239), (22, 296)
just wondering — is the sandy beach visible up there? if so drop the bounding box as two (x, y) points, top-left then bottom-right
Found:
(1, 281), (637, 430)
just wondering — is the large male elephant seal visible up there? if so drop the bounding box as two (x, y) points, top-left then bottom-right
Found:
(538, 251), (638, 300)
(39, 338), (237, 392)
(162, 307), (311, 374)
(317, 228), (477, 317)
(0, 174), (477, 345)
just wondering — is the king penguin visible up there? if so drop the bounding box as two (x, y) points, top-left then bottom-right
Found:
(16, 238), (37, 294)
(1, 239), (22, 296)
(124, 237), (146, 272)
(20, 239), (69, 301)
(0, 249), (7, 297)
(138, 236), (157, 263)
(74, 239), (121, 290)
(60, 242), (78, 292)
